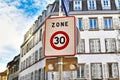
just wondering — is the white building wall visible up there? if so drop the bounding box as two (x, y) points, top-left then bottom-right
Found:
(19, 5), (120, 80)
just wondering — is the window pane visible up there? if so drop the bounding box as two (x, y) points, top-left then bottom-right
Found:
(77, 39), (85, 53)
(107, 63), (119, 78)
(89, 18), (97, 30)
(78, 19), (82, 30)
(74, 1), (82, 10)
(105, 38), (116, 52)
(89, 0), (95, 10)
(104, 0), (108, 7)
(103, 0), (110, 9)
(77, 64), (85, 78)
(119, 0), (120, 8)
(91, 63), (102, 79)
(104, 18), (112, 29)
(89, 39), (100, 53)
(118, 40), (120, 52)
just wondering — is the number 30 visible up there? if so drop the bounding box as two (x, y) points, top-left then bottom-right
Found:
(54, 36), (65, 44)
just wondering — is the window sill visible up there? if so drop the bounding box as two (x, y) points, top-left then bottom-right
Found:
(108, 78), (119, 80)
(89, 29), (99, 31)
(77, 52), (119, 54)
(88, 9), (96, 11)
(104, 29), (114, 31)
(79, 29), (84, 31)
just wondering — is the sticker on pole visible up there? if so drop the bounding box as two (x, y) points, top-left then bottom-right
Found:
(44, 16), (76, 57)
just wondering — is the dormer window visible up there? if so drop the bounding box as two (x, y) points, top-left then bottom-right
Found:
(102, 0), (111, 9)
(115, 0), (120, 9)
(119, 0), (120, 9)
(88, 0), (96, 10)
(73, 0), (82, 10)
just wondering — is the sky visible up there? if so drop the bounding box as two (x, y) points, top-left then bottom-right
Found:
(0, 0), (54, 72)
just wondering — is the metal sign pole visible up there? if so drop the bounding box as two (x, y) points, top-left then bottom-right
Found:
(58, 57), (63, 80)
(59, 0), (63, 80)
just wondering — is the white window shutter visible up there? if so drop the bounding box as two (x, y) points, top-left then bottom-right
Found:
(112, 63), (119, 78)
(77, 39), (85, 53)
(111, 40), (115, 52)
(84, 18), (89, 30)
(91, 64), (96, 78)
(83, 18), (86, 30)
(98, 18), (104, 29)
(113, 17), (119, 29)
(97, 64), (102, 79)
(95, 40), (100, 52)
(76, 17), (79, 28)
(118, 41), (120, 52)
(103, 64), (109, 79)
(85, 64), (89, 79)
(72, 71), (77, 79)
(106, 39), (111, 52)
(90, 40), (93, 52)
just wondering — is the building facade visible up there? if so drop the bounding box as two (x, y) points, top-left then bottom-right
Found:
(0, 70), (7, 80)
(19, 0), (120, 80)
(7, 54), (20, 80)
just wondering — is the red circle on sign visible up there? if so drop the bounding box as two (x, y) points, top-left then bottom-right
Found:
(50, 31), (69, 50)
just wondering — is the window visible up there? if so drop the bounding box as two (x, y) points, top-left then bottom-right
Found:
(105, 38), (116, 52)
(35, 70), (39, 80)
(39, 69), (41, 80)
(88, 0), (96, 10)
(73, 0), (82, 10)
(118, 0), (120, 9)
(77, 64), (85, 78)
(41, 68), (45, 80)
(39, 29), (42, 41)
(34, 32), (39, 45)
(115, 0), (120, 9)
(23, 60), (26, 69)
(104, 18), (113, 29)
(31, 53), (35, 64)
(102, 0), (111, 9)
(91, 63), (102, 79)
(78, 19), (83, 30)
(39, 47), (44, 60)
(89, 18), (98, 30)
(21, 48), (24, 57)
(31, 72), (33, 80)
(77, 39), (85, 53)
(89, 39), (101, 53)
(118, 40), (120, 52)
(28, 56), (31, 67)
(21, 62), (23, 71)
(35, 50), (38, 62)
(107, 63), (119, 78)
(26, 58), (28, 68)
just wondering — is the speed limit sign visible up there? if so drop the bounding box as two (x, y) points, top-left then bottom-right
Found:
(44, 16), (76, 57)
(50, 31), (69, 50)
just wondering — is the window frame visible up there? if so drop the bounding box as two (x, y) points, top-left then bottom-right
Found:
(91, 63), (103, 79)
(102, 0), (111, 9)
(115, 0), (120, 9)
(89, 39), (101, 53)
(89, 18), (98, 30)
(77, 64), (86, 79)
(107, 62), (119, 79)
(73, 0), (82, 10)
(104, 17), (113, 30)
(87, 0), (97, 10)
(78, 18), (83, 30)
(118, 40), (120, 52)
(105, 38), (117, 53)
(77, 39), (85, 53)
